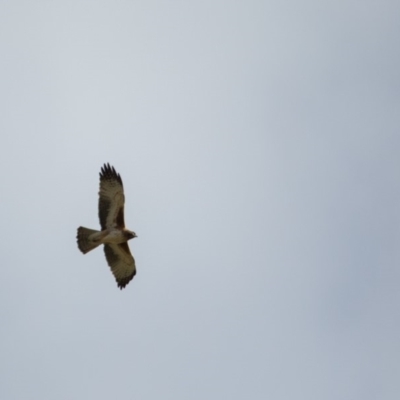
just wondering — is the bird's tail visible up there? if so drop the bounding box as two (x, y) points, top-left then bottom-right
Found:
(77, 227), (101, 254)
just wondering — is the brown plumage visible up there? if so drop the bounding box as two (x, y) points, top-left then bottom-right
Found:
(77, 163), (137, 289)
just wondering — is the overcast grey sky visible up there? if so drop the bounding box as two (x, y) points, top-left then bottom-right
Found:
(1, 1), (399, 399)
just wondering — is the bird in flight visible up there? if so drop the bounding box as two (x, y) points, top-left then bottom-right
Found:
(77, 163), (137, 289)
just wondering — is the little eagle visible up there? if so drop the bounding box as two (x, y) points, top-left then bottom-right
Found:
(77, 163), (137, 289)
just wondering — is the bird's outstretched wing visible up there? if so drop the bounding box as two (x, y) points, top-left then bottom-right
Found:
(99, 163), (125, 230)
(104, 243), (136, 289)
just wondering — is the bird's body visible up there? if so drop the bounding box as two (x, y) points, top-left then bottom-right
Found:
(103, 229), (132, 244)
(77, 163), (137, 289)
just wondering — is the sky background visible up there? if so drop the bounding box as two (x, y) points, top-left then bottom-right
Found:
(0, 1), (399, 399)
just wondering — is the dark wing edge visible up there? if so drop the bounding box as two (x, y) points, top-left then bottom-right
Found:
(99, 163), (123, 187)
(103, 243), (136, 289)
(98, 196), (111, 230)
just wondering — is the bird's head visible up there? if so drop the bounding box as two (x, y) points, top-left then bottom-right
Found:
(125, 230), (137, 240)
